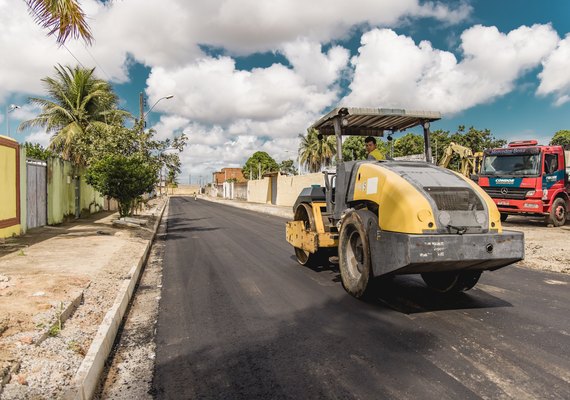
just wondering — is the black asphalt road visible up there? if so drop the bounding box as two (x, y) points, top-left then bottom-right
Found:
(153, 197), (570, 399)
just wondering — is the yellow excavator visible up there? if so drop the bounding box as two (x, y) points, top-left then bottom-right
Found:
(438, 142), (483, 177)
(285, 108), (524, 299)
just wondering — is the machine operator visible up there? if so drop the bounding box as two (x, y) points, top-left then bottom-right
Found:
(365, 136), (385, 161)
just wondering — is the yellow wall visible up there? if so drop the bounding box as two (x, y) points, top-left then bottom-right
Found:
(0, 137), (20, 238)
(170, 184), (201, 195)
(0, 146), (17, 220)
(247, 178), (271, 203)
(275, 173), (324, 207)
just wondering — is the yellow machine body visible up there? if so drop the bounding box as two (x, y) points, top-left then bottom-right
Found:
(351, 163), (502, 234)
(285, 202), (338, 253)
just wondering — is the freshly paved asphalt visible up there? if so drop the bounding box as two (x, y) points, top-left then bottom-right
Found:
(153, 196), (570, 399)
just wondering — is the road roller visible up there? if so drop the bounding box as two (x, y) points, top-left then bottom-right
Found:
(286, 107), (524, 298)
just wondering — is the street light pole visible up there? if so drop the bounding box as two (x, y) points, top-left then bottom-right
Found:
(6, 104), (20, 137)
(141, 94), (174, 127)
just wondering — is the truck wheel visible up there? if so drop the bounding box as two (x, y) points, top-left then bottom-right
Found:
(547, 198), (567, 227)
(500, 213), (509, 222)
(421, 271), (481, 293)
(339, 210), (375, 298)
(293, 203), (327, 267)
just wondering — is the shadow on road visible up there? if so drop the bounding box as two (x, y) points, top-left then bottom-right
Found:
(365, 275), (512, 314)
(165, 216), (219, 240)
(289, 255), (512, 315)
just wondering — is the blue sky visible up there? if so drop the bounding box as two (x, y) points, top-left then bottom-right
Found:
(1, 0), (569, 182)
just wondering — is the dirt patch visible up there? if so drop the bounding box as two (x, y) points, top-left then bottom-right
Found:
(0, 200), (164, 399)
(503, 215), (570, 274)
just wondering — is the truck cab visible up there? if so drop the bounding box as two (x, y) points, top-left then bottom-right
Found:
(477, 140), (569, 226)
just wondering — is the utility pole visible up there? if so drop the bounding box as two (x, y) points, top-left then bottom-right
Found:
(139, 92), (145, 128)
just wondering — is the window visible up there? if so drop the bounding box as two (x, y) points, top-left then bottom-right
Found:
(544, 153), (558, 174)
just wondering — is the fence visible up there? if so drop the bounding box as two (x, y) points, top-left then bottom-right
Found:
(26, 159), (47, 229)
(1, 142), (108, 238)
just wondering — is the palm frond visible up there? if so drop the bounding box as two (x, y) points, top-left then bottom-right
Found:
(26, 0), (93, 45)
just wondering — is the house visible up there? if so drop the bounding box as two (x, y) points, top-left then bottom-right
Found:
(212, 168), (246, 185)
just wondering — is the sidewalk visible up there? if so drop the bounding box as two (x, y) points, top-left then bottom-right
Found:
(198, 195), (294, 219)
(0, 198), (166, 399)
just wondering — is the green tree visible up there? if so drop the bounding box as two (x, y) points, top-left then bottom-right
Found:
(299, 128), (336, 172)
(19, 64), (131, 165)
(342, 136), (366, 161)
(450, 125), (506, 153)
(279, 159), (298, 176)
(23, 142), (55, 161)
(550, 130), (570, 147)
(242, 151), (279, 180)
(393, 133), (425, 158)
(86, 154), (158, 217)
(26, 0), (93, 45)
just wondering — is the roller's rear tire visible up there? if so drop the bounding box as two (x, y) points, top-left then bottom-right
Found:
(338, 210), (376, 298)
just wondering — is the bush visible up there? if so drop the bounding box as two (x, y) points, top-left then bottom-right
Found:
(86, 154), (158, 217)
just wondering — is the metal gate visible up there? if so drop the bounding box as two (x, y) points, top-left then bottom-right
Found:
(271, 176), (278, 205)
(26, 159), (47, 229)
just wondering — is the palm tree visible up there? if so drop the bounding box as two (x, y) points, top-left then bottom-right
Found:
(299, 128), (336, 173)
(19, 65), (131, 165)
(26, 0), (93, 45)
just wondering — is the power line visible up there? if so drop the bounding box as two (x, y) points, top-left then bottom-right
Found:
(61, 43), (86, 69)
(83, 45), (111, 81)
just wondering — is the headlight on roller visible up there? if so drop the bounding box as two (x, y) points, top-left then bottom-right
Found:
(475, 211), (486, 225)
(438, 211), (451, 226)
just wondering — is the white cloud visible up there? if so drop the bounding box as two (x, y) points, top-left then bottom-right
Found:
(5, 0), (570, 182)
(343, 24), (559, 114)
(0, 0), (470, 101)
(23, 130), (51, 148)
(145, 56), (340, 132)
(203, 0), (471, 54)
(537, 34), (570, 106)
(281, 39), (349, 89)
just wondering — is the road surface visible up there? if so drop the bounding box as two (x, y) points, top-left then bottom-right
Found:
(153, 196), (570, 399)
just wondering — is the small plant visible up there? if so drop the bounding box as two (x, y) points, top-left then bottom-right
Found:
(68, 341), (85, 356)
(48, 324), (60, 337)
(48, 302), (64, 337)
(18, 250), (26, 256)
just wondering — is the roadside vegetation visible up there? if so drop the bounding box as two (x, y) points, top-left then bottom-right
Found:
(19, 65), (186, 217)
(243, 126), (566, 179)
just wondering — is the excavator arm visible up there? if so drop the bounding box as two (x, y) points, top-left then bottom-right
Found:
(439, 142), (481, 177)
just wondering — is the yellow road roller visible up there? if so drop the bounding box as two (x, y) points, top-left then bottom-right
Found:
(286, 107), (524, 298)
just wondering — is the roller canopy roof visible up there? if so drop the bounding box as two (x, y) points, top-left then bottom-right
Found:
(310, 107), (442, 137)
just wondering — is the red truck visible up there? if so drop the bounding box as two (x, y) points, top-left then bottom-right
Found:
(477, 140), (570, 226)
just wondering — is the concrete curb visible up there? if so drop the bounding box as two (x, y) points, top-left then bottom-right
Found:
(36, 290), (84, 346)
(64, 198), (168, 400)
